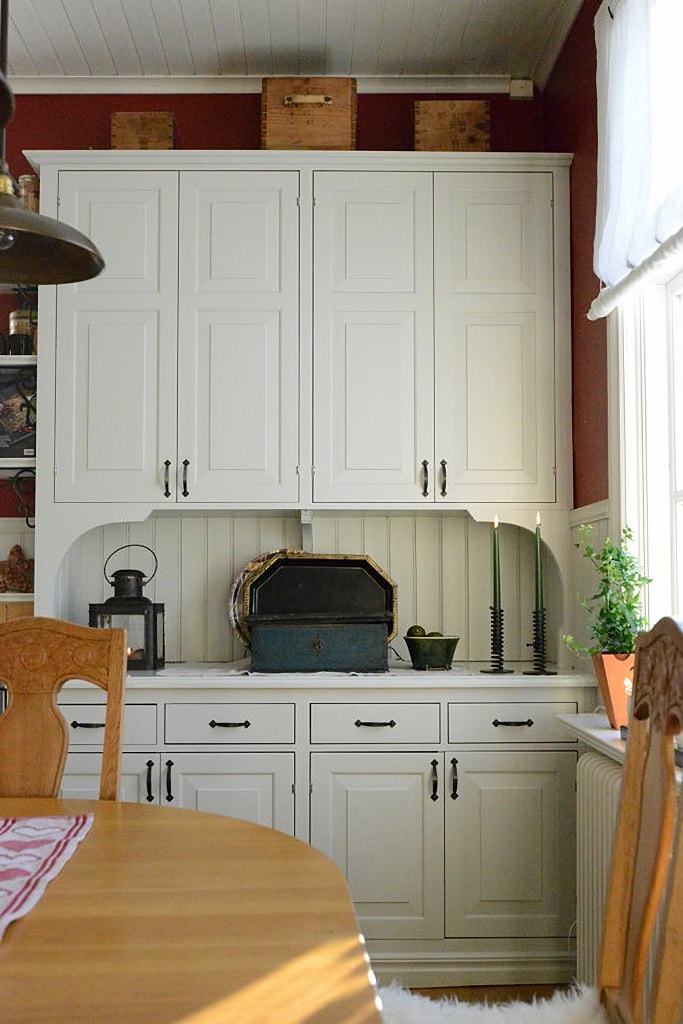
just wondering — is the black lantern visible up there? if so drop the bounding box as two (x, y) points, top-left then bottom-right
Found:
(89, 544), (165, 671)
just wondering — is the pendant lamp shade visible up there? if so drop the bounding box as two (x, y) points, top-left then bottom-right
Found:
(0, 2), (104, 284)
(0, 179), (105, 284)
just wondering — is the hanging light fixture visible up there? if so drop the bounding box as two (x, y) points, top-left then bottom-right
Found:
(0, 0), (104, 284)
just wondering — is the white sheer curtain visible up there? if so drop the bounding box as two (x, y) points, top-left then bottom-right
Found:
(590, 0), (683, 319)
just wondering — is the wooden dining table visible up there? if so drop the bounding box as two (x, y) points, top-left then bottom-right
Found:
(0, 798), (383, 1024)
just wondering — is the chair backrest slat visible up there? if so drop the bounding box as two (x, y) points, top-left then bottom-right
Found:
(598, 615), (683, 1024)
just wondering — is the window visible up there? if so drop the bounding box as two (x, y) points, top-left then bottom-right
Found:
(594, 0), (683, 619)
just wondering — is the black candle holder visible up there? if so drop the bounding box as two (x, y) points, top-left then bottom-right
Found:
(481, 606), (513, 673)
(524, 608), (557, 675)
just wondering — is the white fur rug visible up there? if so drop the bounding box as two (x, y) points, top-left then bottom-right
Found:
(377, 983), (607, 1024)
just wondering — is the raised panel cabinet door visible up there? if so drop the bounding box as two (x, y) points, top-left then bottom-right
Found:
(309, 751), (444, 939)
(444, 749), (577, 938)
(434, 172), (556, 503)
(61, 752), (158, 802)
(165, 752), (295, 834)
(177, 172), (300, 503)
(54, 171), (179, 502)
(312, 171), (434, 503)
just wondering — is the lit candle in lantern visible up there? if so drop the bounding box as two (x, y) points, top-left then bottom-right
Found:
(535, 511), (543, 611)
(492, 515), (501, 613)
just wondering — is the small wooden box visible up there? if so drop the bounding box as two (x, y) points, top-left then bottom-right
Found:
(261, 77), (357, 150)
(415, 100), (490, 152)
(111, 112), (176, 150)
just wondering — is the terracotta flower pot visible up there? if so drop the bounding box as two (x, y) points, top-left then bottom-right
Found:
(591, 652), (634, 730)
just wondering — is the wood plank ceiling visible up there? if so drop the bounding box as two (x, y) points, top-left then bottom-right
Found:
(5, 0), (585, 93)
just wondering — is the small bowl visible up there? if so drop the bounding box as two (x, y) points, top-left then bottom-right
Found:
(405, 635), (459, 670)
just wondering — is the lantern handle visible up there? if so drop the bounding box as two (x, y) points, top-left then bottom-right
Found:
(103, 544), (159, 586)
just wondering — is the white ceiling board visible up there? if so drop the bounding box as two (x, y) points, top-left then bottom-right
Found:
(3, 0), (586, 93)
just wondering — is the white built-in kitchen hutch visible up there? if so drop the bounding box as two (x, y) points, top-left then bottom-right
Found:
(29, 149), (595, 986)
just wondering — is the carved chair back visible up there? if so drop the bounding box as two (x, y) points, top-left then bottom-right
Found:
(0, 617), (126, 800)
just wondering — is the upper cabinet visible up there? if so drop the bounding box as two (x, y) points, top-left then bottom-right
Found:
(36, 151), (570, 515)
(312, 169), (557, 504)
(53, 168), (300, 504)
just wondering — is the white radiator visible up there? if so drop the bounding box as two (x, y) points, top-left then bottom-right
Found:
(576, 751), (623, 984)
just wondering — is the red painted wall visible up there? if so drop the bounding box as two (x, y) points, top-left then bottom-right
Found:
(0, 1), (607, 517)
(543, 0), (607, 507)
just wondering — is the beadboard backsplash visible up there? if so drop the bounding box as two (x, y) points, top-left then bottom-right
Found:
(57, 510), (565, 666)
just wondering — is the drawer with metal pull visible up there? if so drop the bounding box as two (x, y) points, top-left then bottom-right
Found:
(62, 703), (157, 746)
(164, 703), (295, 744)
(448, 702), (578, 743)
(311, 702), (440, 743)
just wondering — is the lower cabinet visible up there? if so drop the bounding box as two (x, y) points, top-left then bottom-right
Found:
(310, 751), (444, 939)
(62, 751), (295, 834)
(444, 749), (577, 939)
(309, 748), (576, 942)
(59, 697), (295, 834)
(57, 677), (594, 985)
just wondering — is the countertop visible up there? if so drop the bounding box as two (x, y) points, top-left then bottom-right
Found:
(62, 659), (598, 691)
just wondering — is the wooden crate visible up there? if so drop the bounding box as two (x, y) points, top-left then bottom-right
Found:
(262, 77), (356, 150)
(415, 100), (490, 152)
(111, 112), (175, 150)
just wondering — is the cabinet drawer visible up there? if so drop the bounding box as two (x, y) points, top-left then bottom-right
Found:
(448, 702), (578, 743)
(311, 703), (440, 743)
(165, 703), (295, 744)
(62, 703), (157, 746)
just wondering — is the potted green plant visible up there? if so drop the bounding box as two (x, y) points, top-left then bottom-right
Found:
(564, 524), (651, 729)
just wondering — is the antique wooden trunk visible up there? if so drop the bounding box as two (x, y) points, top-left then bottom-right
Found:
(238, 553), (396, 672)
(261, 77), (357, 150)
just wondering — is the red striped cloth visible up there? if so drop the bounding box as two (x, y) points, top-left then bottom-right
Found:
(0, 814), (93, 940)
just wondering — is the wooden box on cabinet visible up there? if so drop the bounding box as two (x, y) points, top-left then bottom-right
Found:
(415, 100), (490, 152)
(261, 77), (357, 150)
(111, 112), (175, 150)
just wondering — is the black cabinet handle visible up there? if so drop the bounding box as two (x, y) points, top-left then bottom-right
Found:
(492, 718), (534, 728)
(209, 719), (251, 729)
(181, 459), (190, 497)
(165, 759), (174, 802)
(163, 459), (171, 498)
(440, 459), (447, 497)
(421, 459), (429, 497)
(70, 720), (104, 730)
(354, 719), (396, 728)
(450, 757), (459, 800)
(145, 759), (155, 803)
(430, 758), (439, 801)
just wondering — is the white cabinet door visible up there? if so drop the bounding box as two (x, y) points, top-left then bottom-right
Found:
(310, 751), (444, 938)
(178, 172), (300, 503)
(162, 752), (295, 834)
(312, 171), (434, 502)
(62, 751), (295, 834)
(54, 171), (179, 502)
(434, 172), (556, 503)
(54, 169), (300, 505)
(444, 749), (576, 938)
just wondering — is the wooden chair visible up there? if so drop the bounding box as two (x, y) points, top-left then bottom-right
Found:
(379, 615), (683, 1024)
(0, 616), (126, 800)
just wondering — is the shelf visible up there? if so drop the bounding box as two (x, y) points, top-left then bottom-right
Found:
(0, 460), (36, 473)
(0, 355), (36, 366)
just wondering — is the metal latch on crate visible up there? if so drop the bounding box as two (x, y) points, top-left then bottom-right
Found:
(283, 93), (332, 106)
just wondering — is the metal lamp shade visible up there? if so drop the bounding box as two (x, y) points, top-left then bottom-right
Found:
(0, 1), (105, 285)
(0, 178), (105, 284)
(89, 596), (165, 671)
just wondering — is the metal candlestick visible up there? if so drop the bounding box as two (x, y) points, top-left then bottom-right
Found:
(524, 608), (557, 675)
(481, 606), (513, 673)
